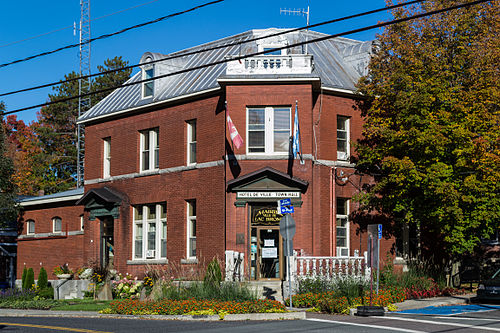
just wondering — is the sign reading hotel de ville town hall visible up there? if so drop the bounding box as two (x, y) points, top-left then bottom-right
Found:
(237, 191), (300, 199)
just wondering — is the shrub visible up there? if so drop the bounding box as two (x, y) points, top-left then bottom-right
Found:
(37, 268), (48, 289)
(26, 268), (35, 290)
(159, 281), (256, 302)
(0, 298), (57, 309)
(297, 275), (334, 294)
(203, 258), (222, 287)
(37, 287), (54, 300)
(21, 267), (28, 290)
(111, 275), (143, 299)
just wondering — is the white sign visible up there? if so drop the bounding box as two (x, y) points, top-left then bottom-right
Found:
(262, 247), (278, 258)
(264, 239), (274, 247)
(237, 191), (300, 199)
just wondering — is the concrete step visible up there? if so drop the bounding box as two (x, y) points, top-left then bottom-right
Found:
(247, 281), (283, 303)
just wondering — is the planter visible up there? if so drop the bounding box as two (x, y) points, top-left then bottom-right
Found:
(56, 274), (72, 280)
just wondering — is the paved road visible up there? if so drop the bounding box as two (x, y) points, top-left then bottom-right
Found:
(1, 306), (499, 332)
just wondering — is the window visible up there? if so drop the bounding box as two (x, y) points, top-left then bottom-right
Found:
(103, 137), (111, 178)
(80, 215), (84, 231)
(140, 128), (159, 172)
(187, 120), (197, 164)
(26, 220), (35, 235)
(247, 107), (290, 154)
(53, 217), (62, 233)
(337, 116), (350, 161)
(187, 200), (196, 259)
(133, 203), (167, 260)
(142, 62), (154, 98)
(336, 198), (349, 257)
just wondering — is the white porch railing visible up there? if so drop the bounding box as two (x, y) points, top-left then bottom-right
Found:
(226, 54), (313, 75)
(225, 250), (244, 281)
(293, 253), (369, 281)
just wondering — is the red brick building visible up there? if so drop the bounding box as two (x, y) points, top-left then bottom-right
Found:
(18, 28), (395, 281)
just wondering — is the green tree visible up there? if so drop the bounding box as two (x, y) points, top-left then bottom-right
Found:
(26, 267), (35, 290)
(355, 1), (499, 260)
(0, 102), (19, 227)
(29, 56), (132, 194)
(21, 266), (28, 290)
(37, 267), (48, 289)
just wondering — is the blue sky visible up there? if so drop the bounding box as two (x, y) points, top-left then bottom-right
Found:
(0, 0), (390, 124)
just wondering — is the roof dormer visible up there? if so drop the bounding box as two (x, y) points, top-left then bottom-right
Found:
(140, 52), (160, 99)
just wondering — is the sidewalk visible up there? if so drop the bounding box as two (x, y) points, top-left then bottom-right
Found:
(394, 293), (475, 311)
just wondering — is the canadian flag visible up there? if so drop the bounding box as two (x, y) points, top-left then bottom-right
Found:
(227, 114), (243, 149)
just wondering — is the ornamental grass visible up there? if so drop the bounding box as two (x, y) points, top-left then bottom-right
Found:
(104, 298), (286, 315)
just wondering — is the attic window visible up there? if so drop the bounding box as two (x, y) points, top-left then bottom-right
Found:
(258, 43), (288, 56)
(142, 57), (154, 98)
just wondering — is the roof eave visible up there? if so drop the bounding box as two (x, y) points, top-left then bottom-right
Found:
(77, 87), (221, 125)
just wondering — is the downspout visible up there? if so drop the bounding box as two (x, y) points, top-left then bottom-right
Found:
(330, 167), (333, 256)
(332, 166), (336, 257)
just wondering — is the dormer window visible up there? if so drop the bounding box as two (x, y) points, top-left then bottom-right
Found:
(142, 57), (154, 98)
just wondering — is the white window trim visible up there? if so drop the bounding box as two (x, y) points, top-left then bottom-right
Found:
(132, 203), (167, 260)
(139, 129), (159, 172)
(141, 63), (154, 99)
(246, 106), (291, 156)
(53, 217), (62, 233)
(336, 199), (350, 257)
(103, 137), (111, 178)
(26, 220), (35, 235)
(187, 120), (197, 165)
(80, 215), (84, 231)
(337, 116), (350, 161)
(186, 201), (196, 259)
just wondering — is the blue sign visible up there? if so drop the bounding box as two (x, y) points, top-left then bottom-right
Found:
(279, 206), (295, 214)
(278, 198), (292, 206)
(378, 224), (382, 240)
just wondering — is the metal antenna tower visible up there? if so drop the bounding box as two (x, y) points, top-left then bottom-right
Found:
(280, 6), (310, 53)
(77, 0), (91, 188)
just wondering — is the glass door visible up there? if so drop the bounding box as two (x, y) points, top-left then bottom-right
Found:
(257, 228), (282, 279)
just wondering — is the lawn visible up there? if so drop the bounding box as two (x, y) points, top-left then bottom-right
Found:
(50, 299), (114, 311)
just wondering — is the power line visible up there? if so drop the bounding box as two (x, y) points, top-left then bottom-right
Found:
(1, 0), (488, 117)
(0, 0), (424, 98)
(0, 0), (224, 69)
(0, 0), (162, 49)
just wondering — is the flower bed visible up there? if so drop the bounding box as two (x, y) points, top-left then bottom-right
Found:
(287, 284), (464, 314)
(102, 298), (286, 315)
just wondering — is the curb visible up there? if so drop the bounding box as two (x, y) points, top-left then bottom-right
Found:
(0, 309), (306, 321)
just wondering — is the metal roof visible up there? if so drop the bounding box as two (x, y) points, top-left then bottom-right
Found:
(19, 188), (84, 206)
(79, 28), (372, 123)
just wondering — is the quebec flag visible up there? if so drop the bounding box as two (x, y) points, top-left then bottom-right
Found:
(292, 102), (301, 159)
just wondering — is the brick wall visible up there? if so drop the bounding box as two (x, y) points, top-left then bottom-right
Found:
(17, 84), (395, 280)
(17, 203), (84, 279)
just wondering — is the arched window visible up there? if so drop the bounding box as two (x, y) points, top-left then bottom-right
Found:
(52, 217), (62, 233)
(26, 220), (35, 235)
(142, 56), (154, 98)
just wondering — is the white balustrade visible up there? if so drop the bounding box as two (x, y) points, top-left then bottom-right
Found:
(226, 54), (313, 75)
(293, 254), (369, 281)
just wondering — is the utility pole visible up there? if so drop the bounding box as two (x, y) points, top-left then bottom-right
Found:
(280, 6), (310, 53)
(77, 0), (91, 188)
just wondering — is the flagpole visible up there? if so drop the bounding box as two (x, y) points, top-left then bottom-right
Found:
(224, 100), (227, 258)
(295, 100), (304, 165)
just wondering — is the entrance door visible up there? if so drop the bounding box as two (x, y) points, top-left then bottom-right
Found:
(258, 228), (281, 279)
(100, 217), (114, 269)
